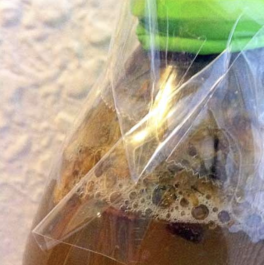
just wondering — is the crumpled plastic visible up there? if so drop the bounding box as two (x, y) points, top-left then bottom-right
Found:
(32, 0), (264, 264)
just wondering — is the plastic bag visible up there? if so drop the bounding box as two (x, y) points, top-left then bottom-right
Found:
(32, 1), (264, 264)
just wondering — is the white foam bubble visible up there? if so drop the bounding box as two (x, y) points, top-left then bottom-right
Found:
(80, 167), (264, 242)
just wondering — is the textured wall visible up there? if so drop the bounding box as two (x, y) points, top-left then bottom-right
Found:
(0, 1), (119, 265)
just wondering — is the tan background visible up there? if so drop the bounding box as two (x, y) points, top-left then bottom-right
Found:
(0, 1), (120, 264)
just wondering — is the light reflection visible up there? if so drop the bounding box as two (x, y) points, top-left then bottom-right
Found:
(132, 66), (176, 144)
(152, 67), (176, 128)
(97, 212), (102, 218)
(133, 129), (149, 143)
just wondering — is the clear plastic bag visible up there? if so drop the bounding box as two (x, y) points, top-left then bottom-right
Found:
(31, 1), (264, 264)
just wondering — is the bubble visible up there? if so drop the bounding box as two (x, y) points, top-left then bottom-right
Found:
(180, 198), (189, 208)
(245, 214), (262, 228)
(191, 205), (209, 220)
(86, 160), (235, 229)
(133, 202), (139, 209)
(86, 181), (95, 193)
(206, 194), (212, 200)
(208, 221), (217, 230)
(188, 145), (197, 157)
(175, 183), (179, 189)
(145, 208), (153, 216)
(218, 211), (231, 223)
(129, 191), (137, 200)
(168, 163), (184, 174)
(109, 192), (121, 203)
(213, 207), (218, 213)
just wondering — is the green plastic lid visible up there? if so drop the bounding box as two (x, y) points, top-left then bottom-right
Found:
(131, 0), (264, 54)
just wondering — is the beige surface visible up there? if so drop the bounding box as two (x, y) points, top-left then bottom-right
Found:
(0, 1), (120, 265)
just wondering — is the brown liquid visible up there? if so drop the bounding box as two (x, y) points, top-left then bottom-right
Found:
(23, 96), (120, 265)
(24, 195), (264, 265)
(54, 96), (120, 203)
(23, 48), (151, 265)
(23, 48), (264, 265)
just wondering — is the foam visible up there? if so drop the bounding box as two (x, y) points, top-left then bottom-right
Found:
(75, 160), (264, 243)
(79, 166), (231, 228)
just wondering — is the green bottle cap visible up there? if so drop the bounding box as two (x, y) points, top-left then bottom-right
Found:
(131, 0), (264, 54)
